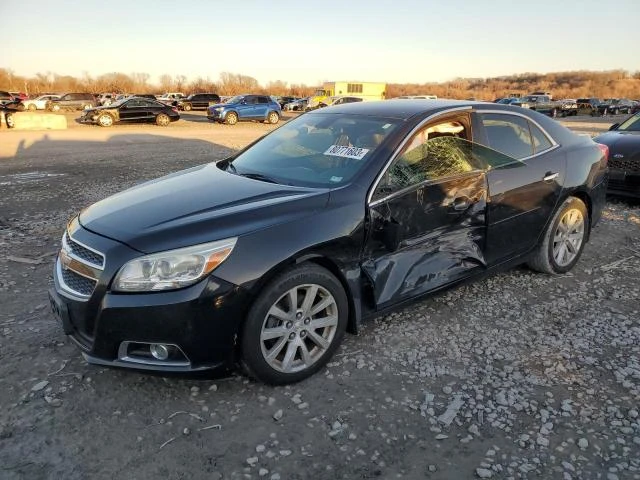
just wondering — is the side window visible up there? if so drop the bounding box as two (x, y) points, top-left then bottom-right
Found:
(479, 113), (534, 159)
(379, 120), (478, 192)
(245, 96), (256, 104)
(529, 122), (553, 153)
(257, 96), (269, 104)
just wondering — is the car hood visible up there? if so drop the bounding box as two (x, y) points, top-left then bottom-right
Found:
(595, 131), (640, 153)
(79, 163), (330, 253)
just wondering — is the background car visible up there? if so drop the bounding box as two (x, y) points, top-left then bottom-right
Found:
(80, 97), (180, 127)
(315, 96), (364, 109)
(177, 93), (221, 111)
(605, 99), (635, 115)
(47, 93), (96, 111)
(283, 97), (308, 111)
(206, 94), (281, 125)
(576, 98), (603, 116)
(594, 112), (640, 198)
(0, 90), (14, 105)
(19, 94), (61, 111)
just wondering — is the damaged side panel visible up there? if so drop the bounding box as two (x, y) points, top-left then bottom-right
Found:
(362, 172), (488, 308)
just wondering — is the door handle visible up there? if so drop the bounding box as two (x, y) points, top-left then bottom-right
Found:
(451, 196), (470, 211)
(543, 172), (559, 182)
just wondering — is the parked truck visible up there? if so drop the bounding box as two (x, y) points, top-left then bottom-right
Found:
(512, 94), (565, 118)
(306, 81), (386, 110)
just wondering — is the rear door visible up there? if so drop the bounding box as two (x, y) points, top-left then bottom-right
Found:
(473, 111), (565, 264)
(362, 112), (489, 308)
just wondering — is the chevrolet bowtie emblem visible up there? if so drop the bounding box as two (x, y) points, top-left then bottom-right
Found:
(59, 246), (100, 280)
(613, 154), (624, 159)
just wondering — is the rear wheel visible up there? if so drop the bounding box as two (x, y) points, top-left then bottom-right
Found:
(241, 264), (348, 385)
(51, 104), (61, 112)
(156, 113), (170, 126)
(97, 113), (114, 127)
(267, 111), (279, 124)
(27, 103), (37, 111)
(225, 111), (238, 125)
(5, 112), (15, 128)
(551, 108), (558, 118)
(527, 197), (589, 274)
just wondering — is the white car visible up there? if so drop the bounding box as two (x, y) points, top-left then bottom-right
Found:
(19, 95), (60, 111)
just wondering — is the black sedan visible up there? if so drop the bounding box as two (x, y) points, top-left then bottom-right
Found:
(595, 112), (640, 198)
(49, 100), (608, 384)
(80, 97), (180, 127)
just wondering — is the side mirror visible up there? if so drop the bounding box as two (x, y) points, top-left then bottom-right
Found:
(241, 99), (247, 105)
(609, 123), (619, 131)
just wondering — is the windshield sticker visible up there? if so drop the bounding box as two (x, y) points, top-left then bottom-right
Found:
(330, 176), (343, 182)
(382, 123), (392, 129)
(324, 145), (370, 160)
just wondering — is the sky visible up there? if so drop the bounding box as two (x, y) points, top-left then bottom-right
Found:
(2, 0), (639, 86)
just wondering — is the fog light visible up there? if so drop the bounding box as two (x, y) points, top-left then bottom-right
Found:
(150, 343), (169, 360)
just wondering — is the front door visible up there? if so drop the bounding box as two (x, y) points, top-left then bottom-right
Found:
(119, 99), (150, 122)
(362, 113), (489, 308)
(472, 112), (565, 264)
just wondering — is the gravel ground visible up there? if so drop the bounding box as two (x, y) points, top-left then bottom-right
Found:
(0, 117), (639, 480)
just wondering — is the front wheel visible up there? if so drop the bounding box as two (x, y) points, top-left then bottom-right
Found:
(156, 113), (170, 126)
(97, 114), (114, 127)
(241, 264), (348, 385)
(527, 197), (589, 274)
(267, 111), (279, 124)
(183, 103), (192, 111)
(51, 104), (61, 112)
(551, 108), (557, 118)
(225, 111), (238, 125)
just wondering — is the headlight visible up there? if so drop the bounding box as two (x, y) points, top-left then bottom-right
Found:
(214, 107), (224, 112)
(113, 238), (237, 292)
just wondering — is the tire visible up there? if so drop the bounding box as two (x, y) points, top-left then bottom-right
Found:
(551, 109), (557, 118)
(5, 112), (14, 128)
(613, 108), (619, 116)
(51, 104), (60, 112)
(241, 264), (348, 385)
(225, 111), (238, 125)
(527, 197), (589, 274)
(267, 111), (279, 124)
(183, 103), (192, 111)
(156, 113), (170, 126)
(97, 113), (114, 127)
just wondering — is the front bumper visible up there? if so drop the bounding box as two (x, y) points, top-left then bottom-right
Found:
(50, 226), (249, 373)
(206, 109), (224, 121)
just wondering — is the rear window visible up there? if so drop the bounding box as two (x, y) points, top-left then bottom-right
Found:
(479, 113), (534, 160)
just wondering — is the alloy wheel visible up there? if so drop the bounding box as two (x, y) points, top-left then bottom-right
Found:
(259, 284), (339, 374)
(552, 208), (585, 267)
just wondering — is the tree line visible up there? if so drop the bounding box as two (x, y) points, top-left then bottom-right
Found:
(1, 68), (639, 99)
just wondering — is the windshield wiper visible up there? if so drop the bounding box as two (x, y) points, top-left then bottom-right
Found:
(237, 172), (280, 184)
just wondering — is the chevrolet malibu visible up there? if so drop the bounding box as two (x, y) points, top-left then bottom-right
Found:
(49, 100), (608, 384)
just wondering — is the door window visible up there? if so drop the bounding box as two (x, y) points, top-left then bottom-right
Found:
(376, 119), (478, 194)
(257, 96), (269, 104)
(479, 113), (534, 159)
(529, 122), (553, 153)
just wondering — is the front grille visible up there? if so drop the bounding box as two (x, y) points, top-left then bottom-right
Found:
(61, 268), (97, 296)
(609, 157), (640, 173)
(65, 232), (104, 267)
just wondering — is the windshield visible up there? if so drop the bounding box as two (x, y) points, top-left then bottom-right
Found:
(225, 95), (244, 104)
(106, 98), (129, 108)
(617, 113), (640, 132)
(227, 113), (401, 187)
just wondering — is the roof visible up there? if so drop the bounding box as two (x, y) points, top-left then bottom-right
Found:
(317, 99), (485, 120)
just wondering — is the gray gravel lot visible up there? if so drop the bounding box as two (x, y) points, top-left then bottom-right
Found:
(0, 115), (639, 479)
